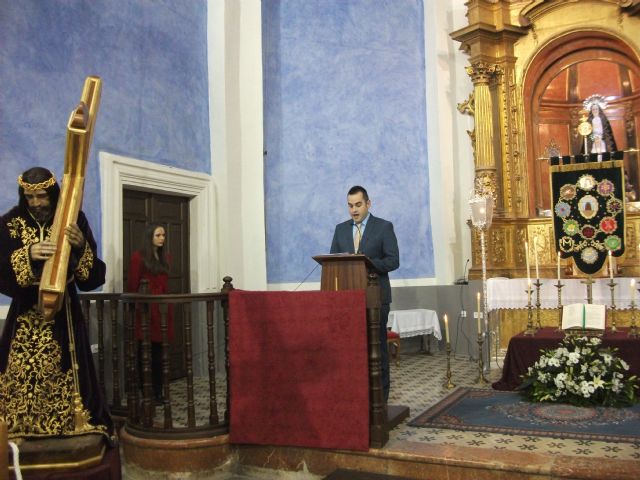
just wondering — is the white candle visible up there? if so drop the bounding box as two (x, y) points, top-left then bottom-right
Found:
(444, 314), (450, 344)
(527, 279), (532, 304)
(534, 237), (540, 280)
(476, 292), (482, 334)
(631, 279), (636, 304)
(608, 250), (614, 280)
(525, 241), (531, 285)
(556, 252), (561, 282)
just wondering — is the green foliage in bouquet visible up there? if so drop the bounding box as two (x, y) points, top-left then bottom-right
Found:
(519, 335), (638, 407)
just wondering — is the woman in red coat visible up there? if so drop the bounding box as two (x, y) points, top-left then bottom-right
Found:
(127, 223), (174, 401)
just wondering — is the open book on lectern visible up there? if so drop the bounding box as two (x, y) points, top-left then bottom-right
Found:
(561, 303), (606, 330)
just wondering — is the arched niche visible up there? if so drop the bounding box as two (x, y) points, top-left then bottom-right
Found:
(523, 31), (640, 215)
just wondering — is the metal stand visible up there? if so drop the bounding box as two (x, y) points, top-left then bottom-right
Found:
(555, 281), (564, 331)
(475, 333), (489, 384)
(469, 194), (493, 368)
(479, 228), (491, 368)
(419, 334), (432, 355)
(444, 343), (455, 389)
(534, 279), (542, 330)
(581, 276), (595, 304)
(608, 279), (618, 332)
(524, 284), (536, 336)
(630, 300), (639, 338)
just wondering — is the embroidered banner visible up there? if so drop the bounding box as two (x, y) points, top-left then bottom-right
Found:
(550, 160), (625, 275)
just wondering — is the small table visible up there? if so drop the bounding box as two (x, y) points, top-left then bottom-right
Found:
(389, 309), (442, 353)
(493, 327), (640, 390)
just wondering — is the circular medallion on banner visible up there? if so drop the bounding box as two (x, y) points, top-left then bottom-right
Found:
(555, 201), (571, 218)
(581, 225), (596, 239)
(604, 235), (621, 251)
(600, 217), (617, 234)
(580, 247), (599, 264)
(607, 197), (623, 214)
(563, 219), (580, 236)
(597, 179), (614, 196)
(560, 184), (577, 201)
(578, 175), (596, 191)
(578, 195), (598, 219)
(559, 236), (574, 252)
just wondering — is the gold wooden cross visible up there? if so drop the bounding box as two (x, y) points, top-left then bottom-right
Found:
(39, 76), (102, 320)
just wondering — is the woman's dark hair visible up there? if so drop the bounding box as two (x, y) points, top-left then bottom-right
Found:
(18, 167), (60, 212)
(141, 222), (169, 275)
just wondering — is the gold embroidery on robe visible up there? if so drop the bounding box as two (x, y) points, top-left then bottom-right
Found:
(0, 308), (105, 438)
(7, 217), (39, 245)
(74, 242), (94, 282)
(10, 245), (35, 287)
(6, 215), (54, 287)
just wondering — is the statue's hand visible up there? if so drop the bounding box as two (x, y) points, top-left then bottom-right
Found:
(65, 224), (86, 250)
(30, 240), (56, 261)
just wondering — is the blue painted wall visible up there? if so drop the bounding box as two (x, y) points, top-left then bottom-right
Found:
(0, 0), (210, 303)
(263, 0), (434, 284)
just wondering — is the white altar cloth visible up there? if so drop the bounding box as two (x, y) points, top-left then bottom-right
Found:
(389, 309), (442, 340)
(487, 277), (637, 311)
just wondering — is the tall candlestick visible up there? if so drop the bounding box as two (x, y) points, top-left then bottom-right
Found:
(608, 250), (614, 280)
(525, 241), (531, 285)
(476, 292), (481, 333)
(444, 314), (450, 343)
(534, 237), (540, 280)
(556, 252), (561, 282)
(631, 279), (636, 304)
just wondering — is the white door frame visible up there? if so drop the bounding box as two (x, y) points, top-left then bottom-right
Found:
(100, 152), (219, 294)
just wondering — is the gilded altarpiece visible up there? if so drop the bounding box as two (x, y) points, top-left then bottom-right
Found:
(452, 0), (640, 347)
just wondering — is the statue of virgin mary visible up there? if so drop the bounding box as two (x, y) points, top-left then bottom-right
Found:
(581, 94), (618, 154)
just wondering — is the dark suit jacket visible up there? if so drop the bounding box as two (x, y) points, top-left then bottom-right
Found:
(330, 214), (399, 304)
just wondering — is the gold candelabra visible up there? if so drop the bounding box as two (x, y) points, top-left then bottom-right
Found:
(475, 333), (489, 384)
(524, 284), (536, 336)
(444, 343), (455, 389)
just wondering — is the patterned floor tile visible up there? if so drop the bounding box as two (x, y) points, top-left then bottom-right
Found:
(151, 349), (638, 461)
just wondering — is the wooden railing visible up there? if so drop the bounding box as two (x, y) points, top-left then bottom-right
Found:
(81, 275), (392, 447)
(79, 276), (234, 439)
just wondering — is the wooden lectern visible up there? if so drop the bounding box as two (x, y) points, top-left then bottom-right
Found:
(313, 254), (410, 449)
(314, 253), (373, 292)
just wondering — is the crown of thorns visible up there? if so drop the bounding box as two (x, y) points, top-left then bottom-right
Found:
(583, 94), (608, 112)
(17, 174), (57, 191)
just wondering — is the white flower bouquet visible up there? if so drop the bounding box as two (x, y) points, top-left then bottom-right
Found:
(519, 335), (638, 407)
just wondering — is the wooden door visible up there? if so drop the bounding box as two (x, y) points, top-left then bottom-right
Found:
(123, 189), (190, 379)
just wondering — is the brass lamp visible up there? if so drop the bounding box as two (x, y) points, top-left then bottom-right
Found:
(469, 194), (494, 372)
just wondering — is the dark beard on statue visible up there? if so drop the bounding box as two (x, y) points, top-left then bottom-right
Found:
(30, 206), (53, 224)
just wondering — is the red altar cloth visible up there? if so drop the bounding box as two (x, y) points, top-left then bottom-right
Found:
(228, 289), (370, 451)
(493, 327), (640, 391)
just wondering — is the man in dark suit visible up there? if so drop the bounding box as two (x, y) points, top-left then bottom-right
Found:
(330, 185), (399, 401)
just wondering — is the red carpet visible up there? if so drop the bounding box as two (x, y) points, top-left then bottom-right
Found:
(229, 289), (369, 451)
